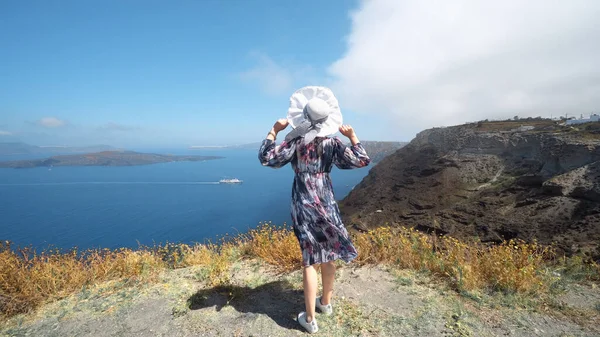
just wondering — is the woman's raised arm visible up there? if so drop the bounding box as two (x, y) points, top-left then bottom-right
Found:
(333, 125), (371, 169)
(258, 119), (296, 168)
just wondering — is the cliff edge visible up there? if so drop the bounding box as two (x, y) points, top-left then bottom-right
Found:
(341, 120), (600, 259)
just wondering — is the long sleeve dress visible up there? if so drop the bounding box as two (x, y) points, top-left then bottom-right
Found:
(258, 136), (371, 266)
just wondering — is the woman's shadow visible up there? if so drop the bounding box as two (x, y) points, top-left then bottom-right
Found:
(187, 280), (305, 331)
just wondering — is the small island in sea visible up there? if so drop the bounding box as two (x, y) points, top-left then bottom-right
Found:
(0, 151), (224, 168)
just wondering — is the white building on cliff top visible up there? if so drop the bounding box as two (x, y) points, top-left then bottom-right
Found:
(565, 114), (599, 125)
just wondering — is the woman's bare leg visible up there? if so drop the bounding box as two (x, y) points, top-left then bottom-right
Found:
(320, 261), (336, 305)
(303, 265), (318, 322)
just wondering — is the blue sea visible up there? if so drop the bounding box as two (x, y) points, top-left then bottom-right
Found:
(0, 148), (369, 251)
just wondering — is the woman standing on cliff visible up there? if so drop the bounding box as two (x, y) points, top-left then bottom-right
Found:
(258, 86), (371, 333)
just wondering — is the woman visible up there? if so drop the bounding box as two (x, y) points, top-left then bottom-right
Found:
(258, 86), (370, 333)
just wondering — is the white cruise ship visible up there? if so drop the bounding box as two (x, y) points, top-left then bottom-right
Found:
(219, 178), (243, 184)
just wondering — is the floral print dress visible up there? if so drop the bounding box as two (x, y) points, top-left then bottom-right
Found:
(259, 136), (371, 266)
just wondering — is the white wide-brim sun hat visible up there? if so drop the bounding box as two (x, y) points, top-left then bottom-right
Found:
(287, 86), (343, 138)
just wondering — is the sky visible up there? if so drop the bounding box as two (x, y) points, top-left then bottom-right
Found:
(1, 0), (599, 148)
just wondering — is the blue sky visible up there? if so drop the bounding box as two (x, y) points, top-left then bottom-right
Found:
(1, 0), (599, 148)
(0, 0), (383, 147)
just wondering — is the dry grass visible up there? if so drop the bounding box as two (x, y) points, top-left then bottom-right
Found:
(153, 241), (238, 286)
(0, 241), (164, 317)
(238, 222), (301, 273)
(353, 227), (555, 293)
(1, 223), (598, 319)
(0, 240), (236, 318)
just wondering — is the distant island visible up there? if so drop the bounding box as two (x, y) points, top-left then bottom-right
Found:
(0, 151), (224, 169)
(0, 142), (119, 156)
(189, 143), (260, 150)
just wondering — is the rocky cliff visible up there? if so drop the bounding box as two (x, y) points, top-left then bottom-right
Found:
(341, 120), (600, 259)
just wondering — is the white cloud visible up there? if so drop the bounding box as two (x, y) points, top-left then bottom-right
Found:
(329, 0), (600, 137)
(0, 130), (12, 136)
(240, 52), (317, 95)
(240, 53), (294, 95)
(97, 122), (137, 132)
(37, 117), (67, 128)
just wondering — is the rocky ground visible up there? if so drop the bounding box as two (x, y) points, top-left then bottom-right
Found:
(2, 261), (599, 337)
(341, 120), (600, 260)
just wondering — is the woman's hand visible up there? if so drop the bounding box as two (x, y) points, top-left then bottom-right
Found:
(273, 119), (289, 133)
(339, 125), (355, 138)
(339, 125), (360, 146)
(267, 118), (289, 140)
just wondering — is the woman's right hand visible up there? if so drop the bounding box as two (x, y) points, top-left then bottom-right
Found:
(339, 125), (356, 138)
(340, 125), (360, 145)
(273, 119), (290, 133)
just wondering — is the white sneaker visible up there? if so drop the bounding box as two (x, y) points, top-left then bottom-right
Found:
(298, 312), (318, 334)
(316, 297), (333, 315)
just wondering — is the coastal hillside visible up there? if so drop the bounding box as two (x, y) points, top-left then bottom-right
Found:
(340, 120), (600, 260)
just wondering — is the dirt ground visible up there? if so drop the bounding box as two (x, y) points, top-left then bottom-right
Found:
(2, 262), (599, 337)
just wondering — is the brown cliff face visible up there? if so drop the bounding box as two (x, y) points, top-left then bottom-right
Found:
(341, 120), (600, 260)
